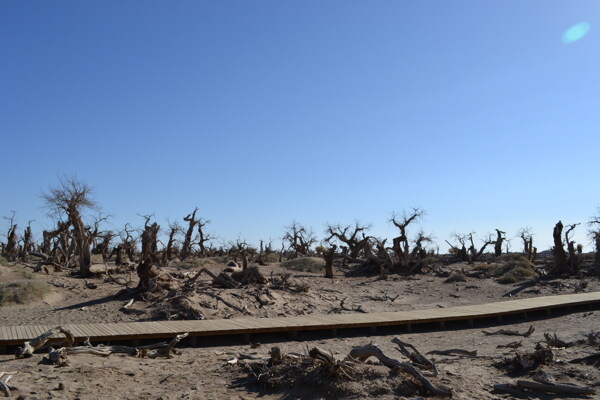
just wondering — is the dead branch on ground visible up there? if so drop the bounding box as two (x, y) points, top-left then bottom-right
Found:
(482, 325), (534, 337)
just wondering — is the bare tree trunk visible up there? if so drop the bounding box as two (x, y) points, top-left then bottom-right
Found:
(494, 229), (505, 257)
(324, 245), (336, 279)
(551, 221), (568, 275)
(21, 225), (33, 261)
(595, 234), (600, 267)
(162, 224), (178, 266)
(180, 208), (199, 261)
(5, 224), (18, 262)
(137, 222), (160, 290)
(66, 210), (91, 277)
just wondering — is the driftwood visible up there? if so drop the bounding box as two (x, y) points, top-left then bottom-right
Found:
(308, 347), (360, 381)
(348, 344), (451, 396)
(496, 347), (553, 373)
(46, 335), (189, 365)
(15, 326), (74, 358)
(492, 383), (530, 398)
(426, 349), (477, 357)
(120, 299), (146, 315)
(543, 332), (572, 348)
(570, 353), (600, 367)
(186, 268), (239, 289)
(516, 380), (595, 395)
(142, 332), (189, 359)
(483, 325), (534, 337)
(497, 341), (522, 349)
(0, 372), (17, 397)
(47, 346), (111, 366)
(532, 370), (556, 385)
(392, 337), (438, 375)
(89, 263), (117, 275)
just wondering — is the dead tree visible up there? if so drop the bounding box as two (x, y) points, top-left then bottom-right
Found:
(40, 220), (70, 260)
(390, 208), (424, 267)
(446, 233), (469, 262)
(87, 213), (109, 257)
(18, 222), (34, 262)
(565, 223), (581, 274)
(42, 177), (96, 277)
(468, 232), (494, 263)
(551, 221), (580, 275)
(283, 221), (316, 257)
(256, 239), (274, 266)
(517, 227), (536, 262)
(196, 218), (212, 257)
(2, 211), (18, 261)
(325, 223), (372, 259)
(323, 245), (337, 278)
(5, 224), (18, 262)
(180, 208), (200, 261)
(119, 223), (137, 262)
(136, 219), (161, 290)
(161, 222), (181, 266)
(494, 229), (506, 257)
(410, 230), (433, 263)
(229, 239), (255, 271)
(589, 209), (600, 267)
(96, 232), (114, 262)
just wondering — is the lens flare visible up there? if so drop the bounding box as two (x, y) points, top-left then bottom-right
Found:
(562, 22), (591, 44)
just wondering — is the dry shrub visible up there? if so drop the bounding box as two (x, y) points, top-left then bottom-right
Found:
(260, 252), (280, 264)
(282, 257), (325, 273)
(472, 255), (534, 284)
(497, 266), (534, 284)
(0, 280), (50, 306)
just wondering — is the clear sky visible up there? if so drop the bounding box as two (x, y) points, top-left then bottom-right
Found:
(1, 1), (598, 251)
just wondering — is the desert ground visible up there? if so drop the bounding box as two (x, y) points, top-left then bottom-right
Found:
(1, 255), (599, 400)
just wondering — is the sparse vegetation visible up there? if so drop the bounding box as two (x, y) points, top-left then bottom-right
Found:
(473, 255), (535, 284)
(496, 266), (534, 284)
(282, 257), (325, 273)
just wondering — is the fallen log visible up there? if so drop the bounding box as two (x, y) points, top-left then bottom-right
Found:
(15, 326), (74, 358)
(141, 332), (189, 358)
(392, 337), (438, 374)
(46, 346), (111, 366)
(570, 353), (600, 366)
(483, 325), (534, 338)
(186, 268), (239, 289)
(426, 349), (477, 357)
(0, 372), (17, 398)
(517, 380), (595, 395)
(544, 332), (572, 348)
(492, 383), (530, 398)
(497, 341), (522, 349)
(496, 347), (553, 373)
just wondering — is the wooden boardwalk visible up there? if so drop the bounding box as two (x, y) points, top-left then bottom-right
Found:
(1, 292), (599, 351)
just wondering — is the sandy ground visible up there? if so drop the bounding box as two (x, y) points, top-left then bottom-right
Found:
(1, 259), (599, 399)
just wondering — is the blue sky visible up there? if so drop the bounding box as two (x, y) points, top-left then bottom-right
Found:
(1, 1), (598, 251)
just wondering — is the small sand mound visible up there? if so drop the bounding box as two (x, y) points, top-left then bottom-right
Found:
(0, 279), (51, 306)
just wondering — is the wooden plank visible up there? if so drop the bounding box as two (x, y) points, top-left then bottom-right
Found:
(66, 324), (88, 339)
(23, 325), (35, 340)
(1, 291), (600, 351)
(9, 326), (18, 341)
(0, 326), (10, 340)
